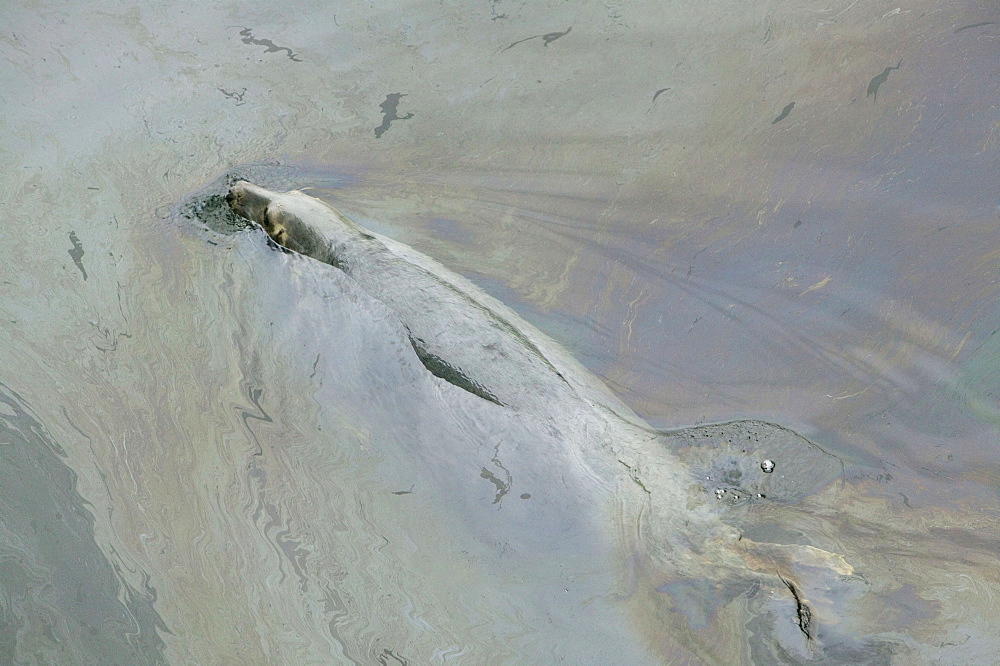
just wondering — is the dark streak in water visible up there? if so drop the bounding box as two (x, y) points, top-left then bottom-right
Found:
(480, 468), (509, 504)
(68, 231), (87, 280)
(955, 21), (996, 33)
(501, 26), (572, 52)
(541, 27), (571, 46)
(238, 27), (303, 62)
(374, 93), (414, 139)
(781, 576), (813, 639)
(218, 87), (247, 105)
(483, 440), (513, 505)
(867, 61), (902, 102)
(376, 648), (409, 665)
(239, 384), (273, 462)
(243, 386), (273, 427)
(489, 0), (507, 21)
(771, 101), (795, 124)
(91, 320), (132, 353)
(652, 87), (670, 104)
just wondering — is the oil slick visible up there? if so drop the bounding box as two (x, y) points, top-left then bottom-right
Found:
(67, 231), (88, 280)
(867, 61), (902, 102)
(772, 101), (795, 125)
(374, 93), (414, 139)
(237, 27), (303, 62)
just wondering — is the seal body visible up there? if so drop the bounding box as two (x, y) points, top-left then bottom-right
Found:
(226, 181), (649, 424)
(226, 178), (729, 571)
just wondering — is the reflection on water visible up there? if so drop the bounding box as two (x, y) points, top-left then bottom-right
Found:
(3, 0), (1000, 663)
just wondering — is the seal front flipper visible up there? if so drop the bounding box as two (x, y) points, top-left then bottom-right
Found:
(406, 331), (504, 406)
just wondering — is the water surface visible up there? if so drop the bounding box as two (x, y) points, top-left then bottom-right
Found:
(2, 0), (999, 663)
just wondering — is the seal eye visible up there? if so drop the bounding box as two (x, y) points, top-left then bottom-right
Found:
(259, 205), (273, 232)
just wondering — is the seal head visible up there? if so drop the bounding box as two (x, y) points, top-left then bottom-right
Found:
(226, 181), (291, 246)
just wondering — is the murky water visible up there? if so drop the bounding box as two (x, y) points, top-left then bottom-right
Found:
(3, 0), (999, 663)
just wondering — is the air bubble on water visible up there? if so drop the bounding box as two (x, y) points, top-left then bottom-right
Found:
(761, 459), (775, 473)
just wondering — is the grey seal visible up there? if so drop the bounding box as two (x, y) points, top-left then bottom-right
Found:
(225, 181), (905, 663)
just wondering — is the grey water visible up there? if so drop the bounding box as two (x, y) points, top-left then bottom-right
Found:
(3, 0), (1000, 663)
